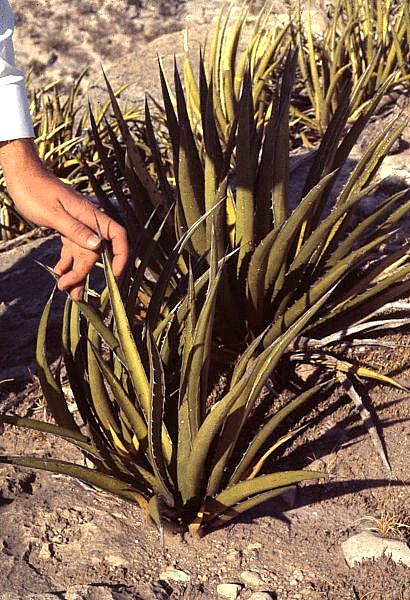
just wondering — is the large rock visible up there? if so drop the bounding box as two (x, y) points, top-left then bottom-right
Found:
(217, 583), (242, 599)
(240, 570), (264, 587)
(159, 568), (191, 583)
(342, 531), (410, 568)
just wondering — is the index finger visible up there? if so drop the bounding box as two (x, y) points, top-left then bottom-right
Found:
(97, 213), (129, 277)
(65, 194), (129, 276)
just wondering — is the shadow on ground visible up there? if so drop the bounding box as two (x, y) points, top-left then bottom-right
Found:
(0, 235), (63, 386)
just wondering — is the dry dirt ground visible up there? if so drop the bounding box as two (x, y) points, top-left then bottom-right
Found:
(1, 1), (409, 599)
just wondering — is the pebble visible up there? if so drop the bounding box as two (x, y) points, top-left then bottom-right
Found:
(159, 568), (191, 583)
(65, 588), (114, 600)
(64, 586), (142, 600)
(38, 543), (52, 560)
(217, 583), (242, 599)
(342, 531), (410, 568)
(247, 593), (275, 600)
(292, 569), (304, 582)
(246, 542), (262, 551)
(240, 570), (264, 587)
(226, 549), (241, 561)
(379, 150), (410, 188)
(21, 596), (62, 600)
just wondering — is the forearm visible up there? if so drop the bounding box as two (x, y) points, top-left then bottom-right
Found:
(0, 138), (60, 230)
(0, 137), (84, 233)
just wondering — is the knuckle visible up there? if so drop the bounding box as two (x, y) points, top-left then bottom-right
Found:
(77, 199), (94, 217)
(68, 220), (87, 240)
(57, 278), (68, 291)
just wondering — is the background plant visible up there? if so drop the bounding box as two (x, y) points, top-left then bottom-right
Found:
(182, 2), (290, 145)
(294, 0), (409, 145)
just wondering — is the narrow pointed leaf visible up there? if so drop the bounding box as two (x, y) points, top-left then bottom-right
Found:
(147, 331), (174, 506)
(36, 290), (80, 432)
(212, 469), (325, 511)
(230, 383), (329, 485)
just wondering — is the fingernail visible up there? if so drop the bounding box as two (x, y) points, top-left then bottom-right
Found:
(87, 234), (100, 249)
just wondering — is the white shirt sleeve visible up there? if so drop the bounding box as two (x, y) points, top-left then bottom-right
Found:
(0, 0), (34, 141)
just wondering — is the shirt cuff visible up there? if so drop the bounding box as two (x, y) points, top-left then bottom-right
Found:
(0, 81), (34, 142)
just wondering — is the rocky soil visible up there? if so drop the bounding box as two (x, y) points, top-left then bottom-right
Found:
(13, 0), (231, 103)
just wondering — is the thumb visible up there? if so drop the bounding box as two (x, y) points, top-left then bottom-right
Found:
(54, 210), (101, 251)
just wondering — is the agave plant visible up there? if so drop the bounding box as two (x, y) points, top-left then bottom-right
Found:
(1, 1), (408, 535)
(294, 0), (410, 144)
(0, 220), (334, 534)
(86, 39), (410, 471)
(1, 143), (407, 531)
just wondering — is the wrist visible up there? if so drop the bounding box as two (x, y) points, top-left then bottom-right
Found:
(0, 138), (49, 192)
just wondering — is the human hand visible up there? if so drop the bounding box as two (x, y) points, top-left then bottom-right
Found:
(0, 139), (128, 298)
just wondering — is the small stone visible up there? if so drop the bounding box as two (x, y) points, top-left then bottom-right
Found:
(25, 596), (62, 600)
(301, 588), (316, 597)
(217, 583), (242, 599)
(105, 553), (128, 568)
(289, 578), (298, 586)
(65, 587), (87, 600)
(341, 531), (410, 568)
(65, 587), (115, 600)
(294, 363), (317, 383)
(247, 542), (262, 551)
(87, 589), (116, 600)
(38, 542), (52, 561)
(292, 569), (304, 582)
(226, 549), (241, 561)
(159, 568), (191, 583)
(248, 593), (275, 600)
(240, 570), (264, 587)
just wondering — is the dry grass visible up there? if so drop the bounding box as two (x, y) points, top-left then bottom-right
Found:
(358, 488), (410, 542)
